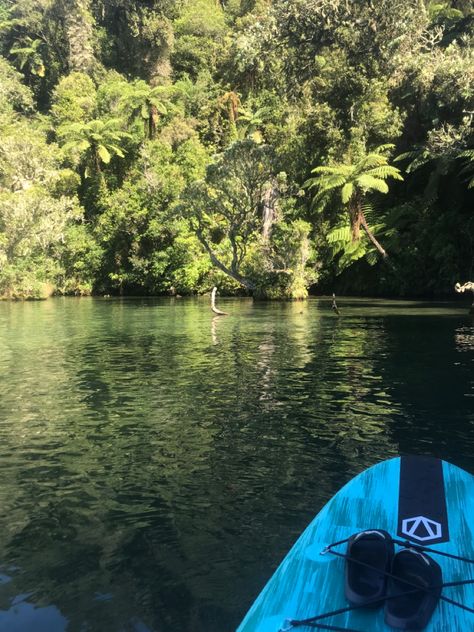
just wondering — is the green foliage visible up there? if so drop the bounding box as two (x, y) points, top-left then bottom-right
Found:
(172, 0), (228, 77)
(0, 185), (84, 298)
(326, 212), (386, 272)
(307, 147), (403, 208)
(459, 149), (474, 189)
(0, 0), (70, 105)
(118, 79), (178, 139)
(306, 146), (403, 263)
(396, 119), (473, 201)
(10, 35), (45, 76)
(51, 73), (97, 126)
(92, 0), (177, 82)
(0, 56), (34, 114)
(246, 218), (317, 299)
(181, 140), (316, 298)
(57, 223), (103, 295)
(58, 118), (132, 178)
(94, 138), (210, 294)
(0, 0), (472, 300)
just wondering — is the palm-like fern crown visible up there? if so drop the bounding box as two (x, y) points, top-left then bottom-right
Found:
(58, 118), (131, 165)
(120, 81), (171, 120)
(306, 145), (403, 206)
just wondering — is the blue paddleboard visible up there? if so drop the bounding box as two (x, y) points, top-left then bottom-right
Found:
(237, 456), (474, 631)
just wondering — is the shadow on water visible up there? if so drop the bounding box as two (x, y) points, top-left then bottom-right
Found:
(0, 297), (472, 631)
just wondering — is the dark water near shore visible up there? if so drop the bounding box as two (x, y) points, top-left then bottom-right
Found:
(0, 297), (472, 632)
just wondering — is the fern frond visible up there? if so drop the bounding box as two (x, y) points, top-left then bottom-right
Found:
(373, 143), (395, 154)
(358, 154), (386, 170)
(394, 150), (420, 162)
(339, 247), (367, 269)
(365, 166), (403, 180)
(311, 165), (353, 176)
(405, 152), (431, 173)
(458, 150), (474, 187)
(366, 250), (379, 266)
(327, 225), (352, 243)
(361, 202), (376, 224)
(311, 175), (349, 193)
(341, 182), (354, 203)
(356, 175), (389, 193)
(459, 162), (474, 175)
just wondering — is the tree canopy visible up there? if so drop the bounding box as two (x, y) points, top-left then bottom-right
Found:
(0, 0), (472, 298)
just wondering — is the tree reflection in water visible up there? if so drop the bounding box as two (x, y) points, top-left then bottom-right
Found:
(0, 297), (472, 631)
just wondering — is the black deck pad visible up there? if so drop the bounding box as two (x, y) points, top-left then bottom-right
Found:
(397, 456), (449, 545)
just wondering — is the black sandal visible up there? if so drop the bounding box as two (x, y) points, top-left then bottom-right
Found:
(385, 548), (442, 629)
(345, 529), (394, 607)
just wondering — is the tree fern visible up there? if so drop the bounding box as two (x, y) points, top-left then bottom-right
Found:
(327, 225), (352, 244)
(306, 145), (402, 262)
(365, 166), (404, 180)
(341, 182), (353, 203)
(356, 174), (389, 193)
(358, 154), (387, 170)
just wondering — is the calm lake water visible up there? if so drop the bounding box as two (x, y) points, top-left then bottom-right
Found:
(0, 297), (473, 632)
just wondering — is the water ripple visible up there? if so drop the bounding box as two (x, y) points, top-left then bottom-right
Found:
(0, 297), (472, 631)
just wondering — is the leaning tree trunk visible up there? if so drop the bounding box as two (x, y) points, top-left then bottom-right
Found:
(196, 229), (255, 291)
(349, 195), (388, 258)
(360, 213), (388, 258)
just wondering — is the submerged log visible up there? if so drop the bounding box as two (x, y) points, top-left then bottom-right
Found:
(211, 287), (228, 316)
(455, 282), (474, 314)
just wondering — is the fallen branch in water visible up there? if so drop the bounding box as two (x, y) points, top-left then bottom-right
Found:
(211, 287), (228, 316)
(455, 282), (474, 314)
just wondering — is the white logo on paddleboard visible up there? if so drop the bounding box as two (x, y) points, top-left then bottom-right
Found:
(401, 516), (442, 541)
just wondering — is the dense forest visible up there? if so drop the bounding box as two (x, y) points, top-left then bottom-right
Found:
(0, 0), (472, 299)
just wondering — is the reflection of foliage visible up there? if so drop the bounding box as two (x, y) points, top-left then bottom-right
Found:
(0, 298), (406, 630)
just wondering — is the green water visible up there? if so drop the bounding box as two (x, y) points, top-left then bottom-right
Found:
(0, 297), (472, 632)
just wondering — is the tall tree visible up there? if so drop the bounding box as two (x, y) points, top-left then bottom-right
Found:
(180, 140), (274, 290)
(119, 80), (173, 139)
(180, 139), (315, 298)
(306, 146), (403, 258)
(58, 118), (131, 176)
(62, 0), (96, 74)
